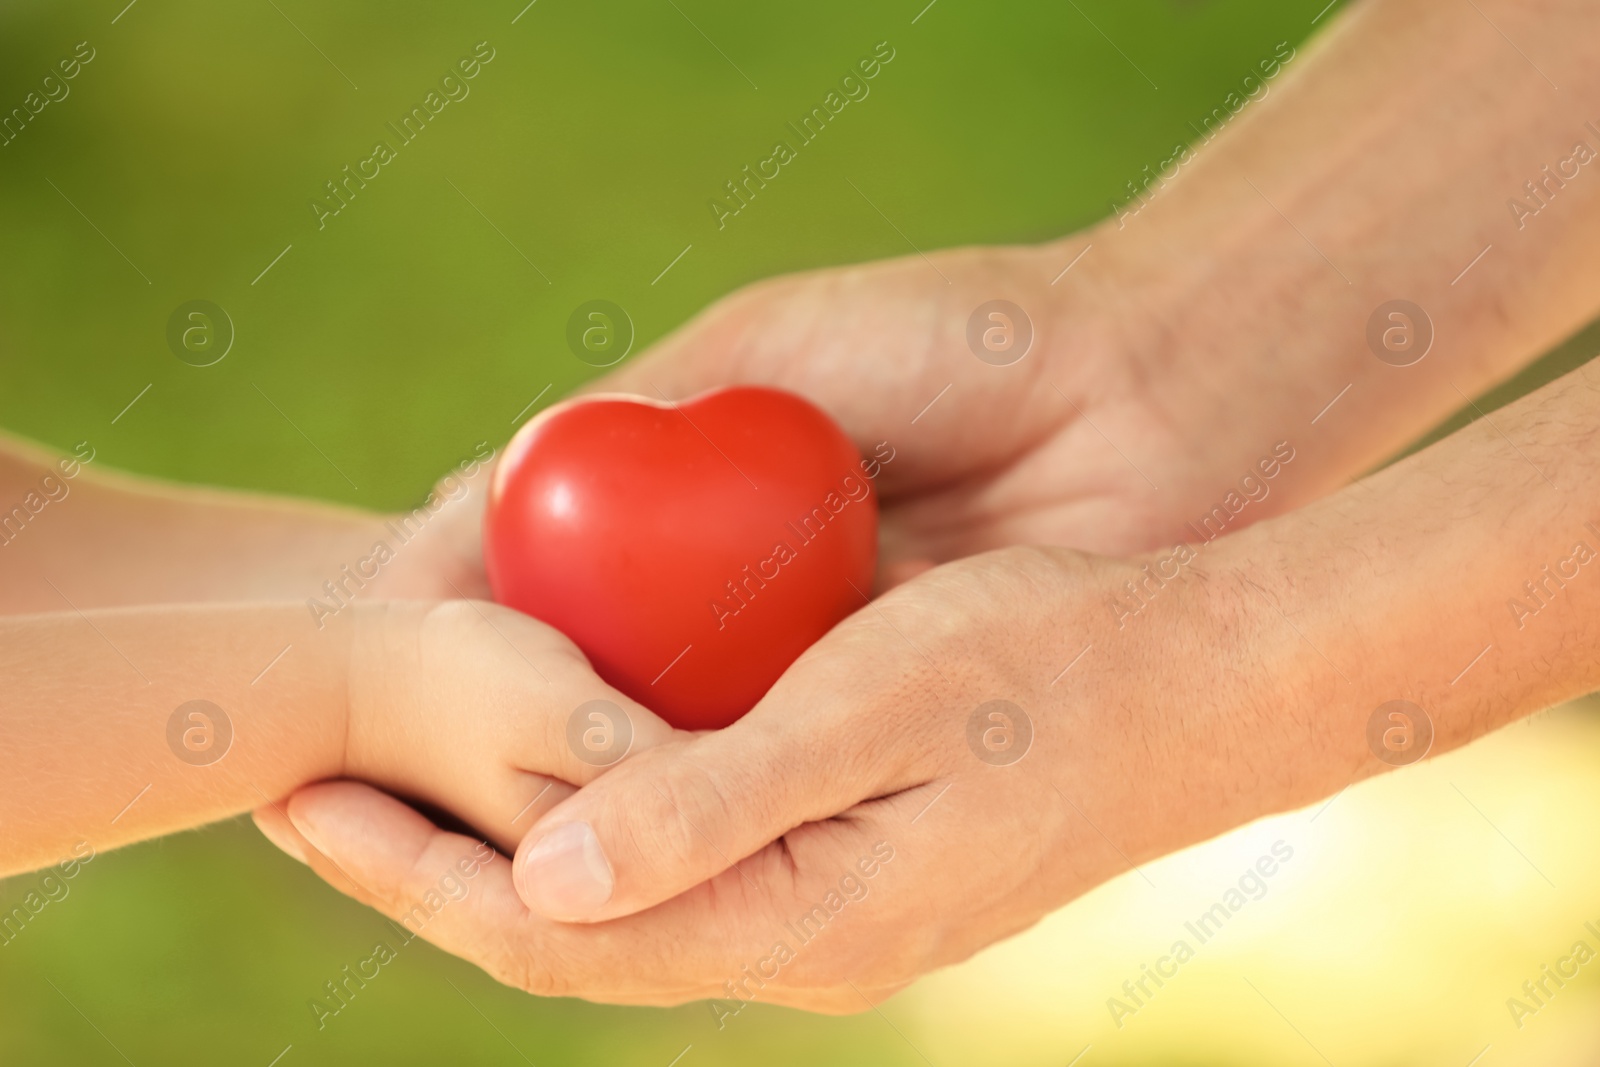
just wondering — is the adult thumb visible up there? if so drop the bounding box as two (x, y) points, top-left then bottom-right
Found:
(512, 709), (872, 923)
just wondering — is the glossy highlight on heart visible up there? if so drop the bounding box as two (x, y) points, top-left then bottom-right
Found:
(484, 386), (881, 730)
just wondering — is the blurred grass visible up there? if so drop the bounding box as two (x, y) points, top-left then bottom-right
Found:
(3, 0), (1597, 1064)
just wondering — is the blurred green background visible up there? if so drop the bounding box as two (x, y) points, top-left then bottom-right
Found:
(3, 0), (1599, 1063)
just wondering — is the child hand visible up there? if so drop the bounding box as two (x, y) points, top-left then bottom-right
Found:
(252, 599), (682, 860)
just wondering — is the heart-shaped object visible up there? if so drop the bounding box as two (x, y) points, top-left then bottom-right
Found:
(485, 386), (880, 730)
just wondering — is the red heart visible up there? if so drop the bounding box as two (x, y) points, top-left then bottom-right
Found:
(484, 386), (880, 730)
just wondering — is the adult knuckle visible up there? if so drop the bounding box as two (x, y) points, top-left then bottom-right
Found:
(496, 945), (566, 999)
(419, 597), (481, 633)
(480, 924), (589, 1001)
(619, 755), (729, 871)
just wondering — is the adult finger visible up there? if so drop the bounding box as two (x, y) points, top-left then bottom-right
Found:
(283, 780), (550, 996)
(286, 780), (930, 1009)
(510, 660), (935, 923)
(252, 801), (394, 907)
(282, 780), (748, 1004)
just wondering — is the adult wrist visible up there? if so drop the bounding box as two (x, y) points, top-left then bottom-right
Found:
(1029, 220), (1341, 549)
(1140, 527), (1351, 821)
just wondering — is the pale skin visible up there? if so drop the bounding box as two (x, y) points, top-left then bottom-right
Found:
(3, 0), (1599, 1015)
(0, 443), (675, 877)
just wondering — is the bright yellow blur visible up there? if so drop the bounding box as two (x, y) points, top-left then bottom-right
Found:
(908, 697), (1600, 1065)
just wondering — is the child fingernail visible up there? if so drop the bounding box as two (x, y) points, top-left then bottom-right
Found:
(520, 822), (613, 919)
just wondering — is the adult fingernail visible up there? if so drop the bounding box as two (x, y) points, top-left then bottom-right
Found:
(254, 812), (309, 864)
(287, 804), (340, 863)
(520, 821), (613, 920)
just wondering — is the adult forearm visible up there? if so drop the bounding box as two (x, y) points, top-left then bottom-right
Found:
(0, 603), (349, 877)
(1094, 0), (1600, 524)
(1215, 359), (1600, 817)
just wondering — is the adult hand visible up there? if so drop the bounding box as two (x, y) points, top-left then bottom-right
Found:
(255, 544), (1302, 1010)
(595, 238), (1217, 577)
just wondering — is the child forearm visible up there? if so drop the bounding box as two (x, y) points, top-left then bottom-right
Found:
(0, 432), (493, 615)
(0, 602), (348, 877)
